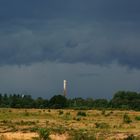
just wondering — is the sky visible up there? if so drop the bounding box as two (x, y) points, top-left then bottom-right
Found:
(0, 0), (140, 99)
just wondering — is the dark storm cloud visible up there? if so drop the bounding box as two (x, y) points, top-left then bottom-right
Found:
(0, 0), (140, 68)
(1, 0), (140, 21)
(0, 20), (140, 68)
(77, 72), (100, 77)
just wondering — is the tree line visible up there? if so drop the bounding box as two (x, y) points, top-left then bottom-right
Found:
(0, 91), (140, 110)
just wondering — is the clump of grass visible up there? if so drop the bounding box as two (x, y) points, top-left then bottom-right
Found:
(123, 113), (132, 124)
(104, 111), (113, 117)
(73, 116), (81, 121)
(63, 112), (72, 120)
(10, 125), (18, 132)
(38, 128), (50, 140)
(77, 111), (86, 117)
(135, 116), (140, 121)
(1, 120), (12, 124)
(24, 110), (30, 116)
(66, 112), (71, 115)
(124, 134), (140, 140)
(58, 110), (64, 115)
(51, 126), (67, 134)
(76, 117), (81, 121)
(95, 122), (110, 129)
(36, 120), (40, 123)
(15, 120), (36, 125)
(8, 110), (12, 113)
(101, 110), (106, 115)
(30, 127), (38, 132)
(70, 130), (96, 140)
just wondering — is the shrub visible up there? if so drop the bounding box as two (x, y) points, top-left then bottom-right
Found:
(123, 113), (132, 124)
(77, 111), (87, 117)
(63, 112), (72, 120)
(24, 111), (29, 116)
(48, 109), (51, 112)
(38, 128), (50, 140)
(59, 110), (64, 115)
(124, 134), (139, 140)
(51, 126), (66, 134)
(101, 110), (106, 115)
(71, 131), (96, 140)
(135, 116), (140, 121)
(95, 122), (110, 129)
(30, 127), (38, 132)
(1, 120), (12, 124)
(66, 112), (71, 115)
(9, 110), (12, 112)
(76, 117), (81, 121)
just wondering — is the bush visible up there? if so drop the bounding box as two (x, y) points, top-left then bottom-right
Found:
(58, 110), (64, 115)
(123, 113), (132, 124)
(71, 131), (96, 140)
(38, 128), (50, 140)
(135, 116), (140, 121)
(24, 110), (29, 116)
(63, 112), (72, 120)
(30, 127), (38, 132)
(66, 112), (71, 115)
(101, 110), (106, 115)
(77, 111), (87, 117)
(76, 116), (81, 121)
(124, 134), (140, 140)
(51, 126), (66, 134)
(95, 122), (110, 129)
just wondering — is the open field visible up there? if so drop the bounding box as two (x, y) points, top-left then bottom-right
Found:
(0, 109), (140, 140)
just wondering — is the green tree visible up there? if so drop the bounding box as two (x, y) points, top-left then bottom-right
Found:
(35, 97), (49, 108)
(110, 91), (140, 110)
(49, 95), (67, 109)
(93, 99), (108, 108)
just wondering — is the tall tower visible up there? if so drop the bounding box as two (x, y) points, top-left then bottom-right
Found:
(63, 80), (67, 96)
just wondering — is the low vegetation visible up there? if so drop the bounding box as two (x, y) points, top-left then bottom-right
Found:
(0, 109), (139, 139)
(38, 128), (50, 140)
(123, 113), (132, 124)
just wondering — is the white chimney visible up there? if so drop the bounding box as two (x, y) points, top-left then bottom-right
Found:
(63, 80), (67, 96)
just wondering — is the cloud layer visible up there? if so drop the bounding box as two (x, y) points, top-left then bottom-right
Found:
(0, 20), (140, 68)
(0, 1), (140, 68)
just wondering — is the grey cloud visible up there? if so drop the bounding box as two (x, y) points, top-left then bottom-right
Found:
(77, 73), (100, 77)
(0, 20), (140, 68)
(0, 0), (140, 22)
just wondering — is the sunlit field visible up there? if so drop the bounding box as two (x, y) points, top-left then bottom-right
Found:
(0, 109), (140, 140)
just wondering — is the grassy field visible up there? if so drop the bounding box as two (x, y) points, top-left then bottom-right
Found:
(0, 109), (140, 140)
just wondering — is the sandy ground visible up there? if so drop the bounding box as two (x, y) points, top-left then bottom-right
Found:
(0, 132), (38, 140)
(50, 134), (69, 140)
(1, 132), (138, 140)
(0, 132), (69, 140)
